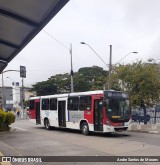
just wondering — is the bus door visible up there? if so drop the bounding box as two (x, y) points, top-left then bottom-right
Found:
(94, 99), (103, 131)
(58, 101), (66, 127)
(36, 102), (41, 124)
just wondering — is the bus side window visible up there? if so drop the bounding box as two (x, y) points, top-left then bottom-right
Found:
(68, 97), (79, 111)
(50, 98), (57, 110)
(42, 99), (49, 110)
(79, 96), (91, 111)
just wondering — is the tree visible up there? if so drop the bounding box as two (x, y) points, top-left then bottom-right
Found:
(110, 61), (160, 106)
(74, 66), (108, 92)
(49, 73), (71, 93)
(32, 81), (58, 96)
(32, 66), (109, 95)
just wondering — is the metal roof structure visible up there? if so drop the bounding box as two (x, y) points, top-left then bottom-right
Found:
(0, 0), (69, 73)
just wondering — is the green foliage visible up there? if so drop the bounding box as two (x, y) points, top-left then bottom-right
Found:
(75, 66), (108, 91)
(0, 111), (15, 131)
(5, 112), (15, 125)
(50, 73), (71, 93)
(32, 81), (58, 96)
(32, 66), (109, 95)
(31, 62), (160, 106)
(74, 74), (92, 92)
(0, 111), (6, 123)
(110, 61), (160, 106)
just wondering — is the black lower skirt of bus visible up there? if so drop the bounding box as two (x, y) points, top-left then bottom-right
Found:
(114, 127), (128, 132)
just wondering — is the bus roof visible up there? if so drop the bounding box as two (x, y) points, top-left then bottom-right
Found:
(69, 90), (104, 96)
(29, 90), (104, 100)
(29, 90), (127, 100)
(29, 96), (41, 100)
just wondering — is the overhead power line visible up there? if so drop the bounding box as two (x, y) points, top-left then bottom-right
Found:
(43, 29), (69, 50)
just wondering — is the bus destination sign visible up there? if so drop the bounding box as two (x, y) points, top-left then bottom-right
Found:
(105, 92), (129, 99)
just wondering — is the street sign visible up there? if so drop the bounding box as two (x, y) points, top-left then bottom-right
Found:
(20, 66), (26, 78)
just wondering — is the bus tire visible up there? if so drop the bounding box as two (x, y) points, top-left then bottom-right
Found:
(81, 122), (89, 135)
(44, 119), (51, 130)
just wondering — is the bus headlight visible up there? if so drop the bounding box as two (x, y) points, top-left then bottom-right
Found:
(106, 120), (112, 126)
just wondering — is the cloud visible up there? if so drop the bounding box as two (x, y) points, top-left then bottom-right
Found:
(3, 0), (160, 87)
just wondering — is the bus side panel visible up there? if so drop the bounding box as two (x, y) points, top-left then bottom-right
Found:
(84, 110), (93, 124)
(67, 111), (84, 129)
(49, 111), (59, 127)
(84, 95), (102, 125)
(41, 110), (59, 127)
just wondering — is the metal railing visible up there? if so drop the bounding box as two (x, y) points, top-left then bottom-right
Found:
(132, 108), (160, 124)
(148, 111), (160, 124)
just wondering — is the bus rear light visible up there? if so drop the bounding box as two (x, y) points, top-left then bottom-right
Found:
(106, 120), (112, 126)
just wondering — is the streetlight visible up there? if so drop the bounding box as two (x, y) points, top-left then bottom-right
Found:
(147, 58), (160, 63)
(80, 42), (108, 67)
(80, 42), (111, 89)
(115, 52), (138, 64)
(80, 42), (138, 89)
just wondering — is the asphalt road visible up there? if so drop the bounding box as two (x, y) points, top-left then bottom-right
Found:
(0, 119), (160, 165)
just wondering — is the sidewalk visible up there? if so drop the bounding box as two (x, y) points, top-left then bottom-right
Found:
(128, 122), (160, 134)
(0, 153), (12, 165)
(0, 143), (12, 165)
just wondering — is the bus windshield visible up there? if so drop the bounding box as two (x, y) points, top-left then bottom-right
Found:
(105, 98), (130, 122)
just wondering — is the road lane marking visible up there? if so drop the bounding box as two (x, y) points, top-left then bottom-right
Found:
(12, 127), (27, 131)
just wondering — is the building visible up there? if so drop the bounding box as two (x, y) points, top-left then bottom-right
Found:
(0, 82), (35, 110)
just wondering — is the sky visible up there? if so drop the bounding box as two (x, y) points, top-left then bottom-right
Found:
(2, 0), (160, 87)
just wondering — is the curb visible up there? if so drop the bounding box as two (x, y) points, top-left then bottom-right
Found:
(128, 129), (160, 134)
(128, 123), (160, 135)
(149, 130), (160, 134)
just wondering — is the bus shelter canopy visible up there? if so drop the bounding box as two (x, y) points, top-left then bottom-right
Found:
(0, 0), (69, 73)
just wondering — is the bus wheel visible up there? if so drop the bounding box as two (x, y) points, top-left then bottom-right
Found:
(45, 119), (51, 130)
(81, 122), (89, 135)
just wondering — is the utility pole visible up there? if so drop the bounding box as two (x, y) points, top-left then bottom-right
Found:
(20, 66), (26, 118)
(108, 45), (112, 89)
(81, 42), (111, 90)
(21, 78), (24, 118)
(70, 43), (74, 93)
